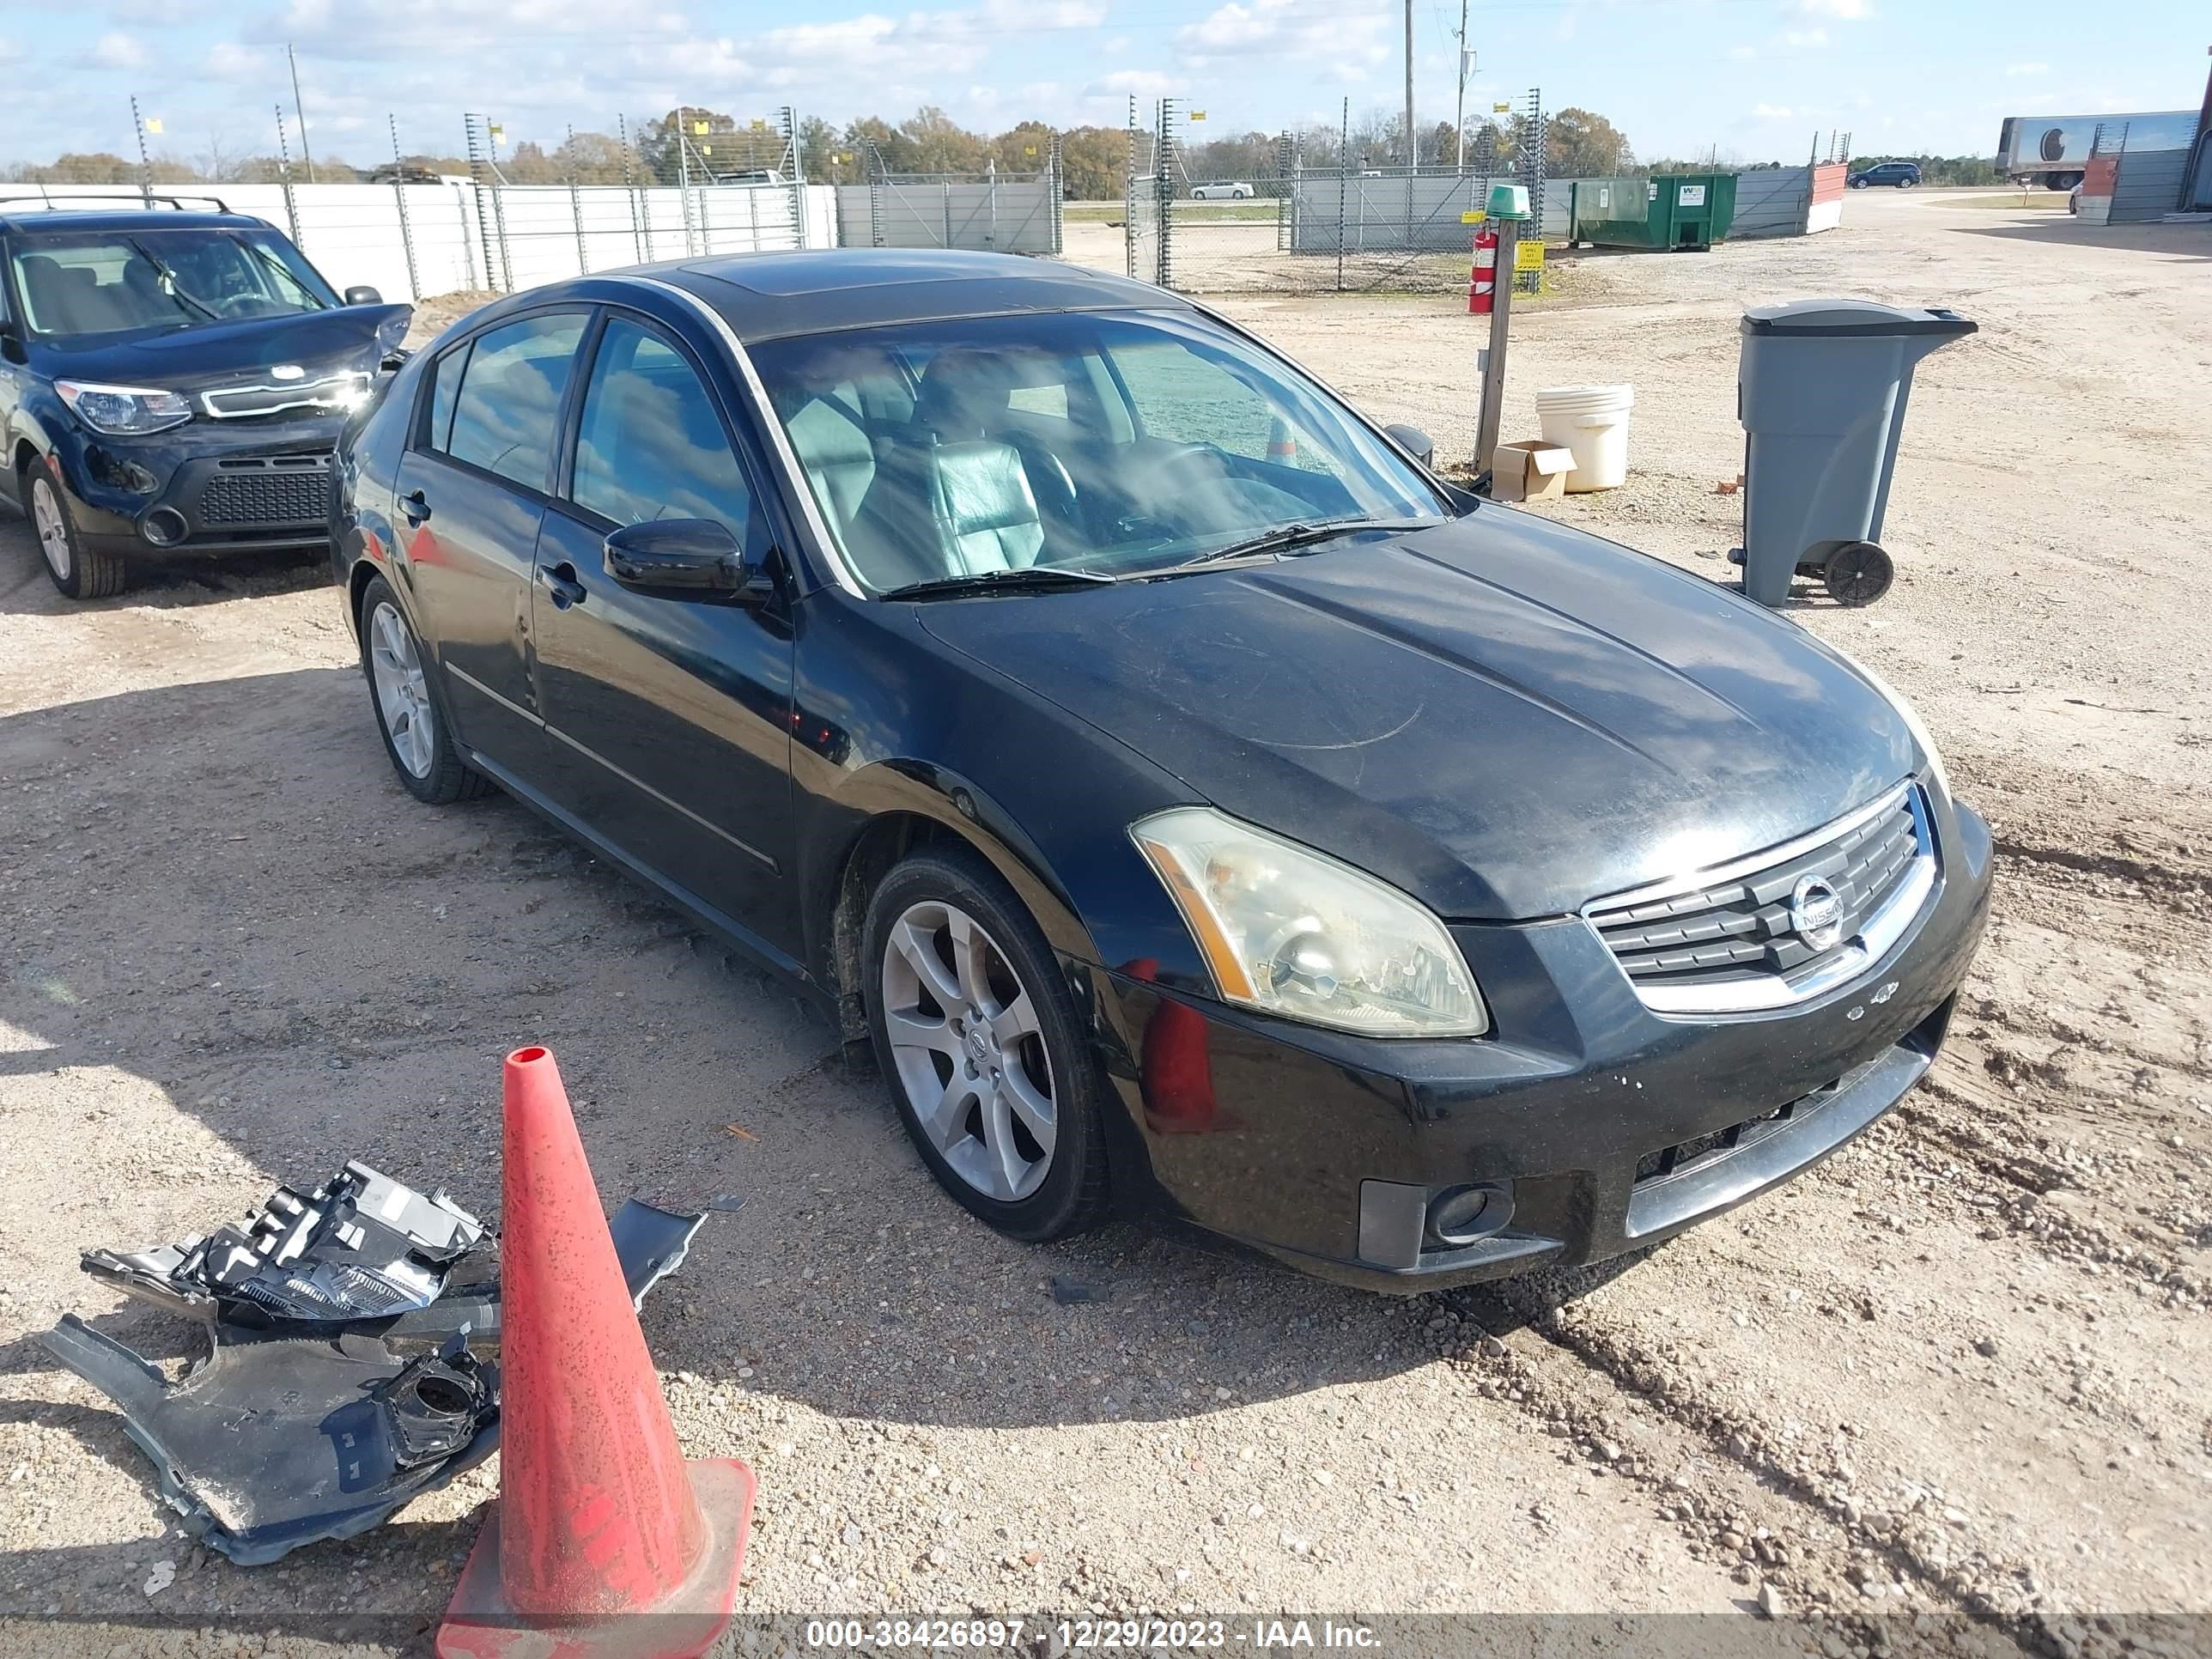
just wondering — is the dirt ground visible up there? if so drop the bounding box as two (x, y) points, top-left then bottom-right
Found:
(1, 191), (2207, 1657)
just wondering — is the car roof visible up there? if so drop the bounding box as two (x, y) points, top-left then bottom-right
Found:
(0, 206), (273, 237)
(650, 247), (1180, 343)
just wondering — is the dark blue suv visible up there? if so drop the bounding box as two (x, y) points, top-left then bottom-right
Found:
(1849, 161), (1921, 189)
(0, 196), (410, 598)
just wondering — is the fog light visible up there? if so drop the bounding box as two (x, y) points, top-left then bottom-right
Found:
(1427, 1182), (1512, 1247)
(140, 507), (188, 547)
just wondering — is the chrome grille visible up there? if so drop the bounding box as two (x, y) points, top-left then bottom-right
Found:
(1585, 784), (1936, 1014)
(200, 372), (370, 420)
(194, 456), (331, 527)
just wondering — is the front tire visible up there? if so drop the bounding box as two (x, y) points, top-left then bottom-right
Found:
(862, 844), (1111, 1242)
(26, 466), (128, 600)
(357, 574), (488, 805)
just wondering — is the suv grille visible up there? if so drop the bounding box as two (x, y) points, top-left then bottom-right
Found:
(1585, 784), (1934, 1014)
(195, 456), (332, 527)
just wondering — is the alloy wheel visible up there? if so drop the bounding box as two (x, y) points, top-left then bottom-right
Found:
(368, 600), (436, 779)
(30, 476), (71, 584)
(879, 898), (1057, 1202)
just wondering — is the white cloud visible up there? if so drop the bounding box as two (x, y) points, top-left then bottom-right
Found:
(1752, 103), (1794, 118)
(1729, 44), (1759, 60)
(1796, 0), (1870, 16)
(89, 30), (148, 70)
(1177, 0), (1390, 70)
(205, 41), (270, 81)
(2004, 61), (2049, 76)
(1782, 27), (1829, 48)
(762, 15), (898, 58)
(1087, 69), (1179, 98)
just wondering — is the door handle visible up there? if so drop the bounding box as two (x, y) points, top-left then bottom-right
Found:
(400, 489), (432, 526)
(538, 561), (587, 609)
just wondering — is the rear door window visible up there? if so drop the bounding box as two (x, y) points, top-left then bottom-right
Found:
(441, 312), (588, 491)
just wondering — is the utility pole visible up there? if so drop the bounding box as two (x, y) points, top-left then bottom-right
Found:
(287, 44), (315, 183)
(1454, 0), (1473, 174)
(1404, 0), (1418, 170)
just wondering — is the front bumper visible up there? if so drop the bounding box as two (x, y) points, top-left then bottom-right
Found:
(58, 415), (347, 563)
(1085, 797), (1994, 1293)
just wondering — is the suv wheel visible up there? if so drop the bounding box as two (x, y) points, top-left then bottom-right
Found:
(357, 574), (489, 805)
(26, 465), (128, 599)
(862, 845), (1111, 1242)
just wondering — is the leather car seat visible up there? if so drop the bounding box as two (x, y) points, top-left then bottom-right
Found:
(929, 441), (1044, 575)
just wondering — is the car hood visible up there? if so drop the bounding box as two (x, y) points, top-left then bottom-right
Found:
(33, 304), (409, 397)
(917, 510), (1919, 921)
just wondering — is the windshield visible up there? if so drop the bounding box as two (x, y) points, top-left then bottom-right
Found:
(9, 228), (337, 339)
(750, 308), (1443, 593)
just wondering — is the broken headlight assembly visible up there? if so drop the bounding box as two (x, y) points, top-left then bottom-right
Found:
(1132, 805), (1487, 1037)
(56, 380), (194, 436)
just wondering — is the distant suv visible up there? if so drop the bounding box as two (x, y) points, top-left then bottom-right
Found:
(1849, 161), (1921, 189)
(0, 195), (410, 598)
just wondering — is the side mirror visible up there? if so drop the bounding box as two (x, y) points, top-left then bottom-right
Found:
(343, 285), (384, 306)
(603, 519), (773, 604)
(1382, 423), (1435, 470)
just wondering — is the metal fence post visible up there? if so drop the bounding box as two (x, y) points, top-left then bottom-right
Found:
(1049, 133), (1065, 253)
(274, 105), (304, 249)
(565, 125), (589, 276)
(389, 115), (421, 301)
(1125, 98), (1140, 280)
(1336, 99), (1350, 292)
(464, 113), (508, 292)
(1156, 99), (1176, 289)
(619, 114), (649, 264)
(458, 186), (480, 292)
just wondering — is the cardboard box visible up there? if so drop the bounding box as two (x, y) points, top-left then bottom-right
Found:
(1490, 440), (1575, 502)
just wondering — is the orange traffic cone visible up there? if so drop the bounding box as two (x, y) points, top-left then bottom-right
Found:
(1266, 416), (1297, 465)
(436, 1047), (754, 1659)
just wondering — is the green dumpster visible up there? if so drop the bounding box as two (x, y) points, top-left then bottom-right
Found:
(1571, 173), (1738, 251)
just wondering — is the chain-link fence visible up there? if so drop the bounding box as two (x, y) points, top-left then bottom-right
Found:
(1101, 93), (1577, 297)
(835, 137), (1063, 253)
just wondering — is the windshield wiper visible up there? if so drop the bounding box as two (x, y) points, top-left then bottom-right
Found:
(124, 239), (222, 323)
(882, 566), (1118, 601)
(1174, 517), (1389, 570)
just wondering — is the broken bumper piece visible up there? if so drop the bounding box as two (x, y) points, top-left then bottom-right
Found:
(43, 1195), (732, 1565)
(82, 1161), (488, 1324)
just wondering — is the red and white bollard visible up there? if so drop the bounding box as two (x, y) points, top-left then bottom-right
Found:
(1468, 222), (1498, 315)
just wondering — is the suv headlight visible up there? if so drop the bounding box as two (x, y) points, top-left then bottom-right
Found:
(56, 380), (192, 436)
(1132, 806), (1487, 1037)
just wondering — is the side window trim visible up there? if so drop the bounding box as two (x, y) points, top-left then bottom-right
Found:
(551, 303), (775, 556)
(408, 303), (593, 502)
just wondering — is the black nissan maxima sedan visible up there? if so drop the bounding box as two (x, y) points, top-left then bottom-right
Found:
(331, 249), (1992, 1293)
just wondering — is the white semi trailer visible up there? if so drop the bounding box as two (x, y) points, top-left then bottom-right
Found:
(1996, 109), (2198, 191)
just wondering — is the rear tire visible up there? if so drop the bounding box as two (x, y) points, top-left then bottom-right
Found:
(356, 574), (489, 805)
(861, 843), (1112, 1243)
(26, 466), (129, 600)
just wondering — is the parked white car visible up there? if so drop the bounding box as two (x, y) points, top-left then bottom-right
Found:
(1190, 180), (1255, 200)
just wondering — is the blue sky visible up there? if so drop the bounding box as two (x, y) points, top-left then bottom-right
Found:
(0, 0), (2204, 170)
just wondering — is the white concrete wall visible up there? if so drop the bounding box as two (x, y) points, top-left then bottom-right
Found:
(0, 180), (842, 304)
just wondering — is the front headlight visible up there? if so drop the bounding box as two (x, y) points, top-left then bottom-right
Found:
(56, 380), (193, 436)
(375, 309), (413, 359)
(1131, 806), (1487, 1037)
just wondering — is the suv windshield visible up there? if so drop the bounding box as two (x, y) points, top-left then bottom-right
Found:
(750, 308), (1443, 593)
(9, 227), (337, 340)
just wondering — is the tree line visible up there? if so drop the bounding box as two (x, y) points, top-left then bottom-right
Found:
(3, 105), (2009, 201)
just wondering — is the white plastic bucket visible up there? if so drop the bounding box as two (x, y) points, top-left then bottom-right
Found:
(1534, 383), (1635, 492)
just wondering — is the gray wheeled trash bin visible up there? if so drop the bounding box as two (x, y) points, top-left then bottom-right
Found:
(1733, 299), (1975, 607)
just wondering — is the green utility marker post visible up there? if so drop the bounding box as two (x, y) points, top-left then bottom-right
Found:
(1476, 182), (1532, 489)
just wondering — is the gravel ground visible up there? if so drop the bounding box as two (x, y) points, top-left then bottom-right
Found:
(1, 191), (2206, 1658)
